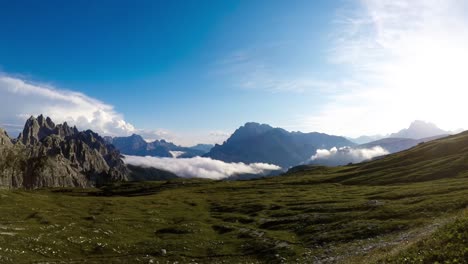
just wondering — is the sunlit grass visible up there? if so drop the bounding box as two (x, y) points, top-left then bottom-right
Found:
(1, 132), (468, 263)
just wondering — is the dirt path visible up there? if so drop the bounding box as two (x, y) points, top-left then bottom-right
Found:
(311, 214), (458, 264)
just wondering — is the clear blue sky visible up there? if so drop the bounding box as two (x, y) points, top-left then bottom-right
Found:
(0, 1), (342, 138)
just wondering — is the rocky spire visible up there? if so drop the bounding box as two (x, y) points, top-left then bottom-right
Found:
(18, 115), (79, 145)
(0, 128), (12, 148)
(2, 115), (129, 188)
(18, 116), (42, 145)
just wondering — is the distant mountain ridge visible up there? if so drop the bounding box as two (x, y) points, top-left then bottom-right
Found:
(359, 135), (449, 154)
(389, 120), (449, 139)
(309, 134), (450, 167)
(348, 135), (385, 145)
(107, 134), (212, 158)
(348, 120), (454, 144)
(204, 122), (355, 168)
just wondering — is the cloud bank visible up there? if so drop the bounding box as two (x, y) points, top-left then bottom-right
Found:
(0, 75), (136, 136)
(310, 146), (389, 166)
(123, 155), (282, 180)
(0, 75), (230, 145)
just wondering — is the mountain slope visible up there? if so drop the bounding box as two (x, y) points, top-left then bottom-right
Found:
(205, 122), (355, 168)
(296, 130), (468, 185)
(308, 134), (451, 167)
(189, 144), (214, 153)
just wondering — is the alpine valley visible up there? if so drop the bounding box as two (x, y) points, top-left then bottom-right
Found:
(0, 116), (467, 263)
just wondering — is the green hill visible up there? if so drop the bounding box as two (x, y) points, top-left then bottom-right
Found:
(0, 132), (468, 263)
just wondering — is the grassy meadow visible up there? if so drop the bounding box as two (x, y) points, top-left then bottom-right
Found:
(1, 132), (468, 263)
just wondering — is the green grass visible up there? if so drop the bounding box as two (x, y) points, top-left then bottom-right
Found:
(1, 132), (468, 263)
(385, 209), (468, 263)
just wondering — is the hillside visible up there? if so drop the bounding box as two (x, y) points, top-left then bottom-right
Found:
(0, 130), (467, 263)
(205, 122), (355, 168)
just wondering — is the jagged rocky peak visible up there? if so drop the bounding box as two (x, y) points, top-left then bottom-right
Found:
(0, 128), (13, 148)
(19, 115), (57, 145)
(55, 122), (79, 138)
(37, 114), (55, 128)
(18, 115), (80, 145)
(0, 115), (129, 189)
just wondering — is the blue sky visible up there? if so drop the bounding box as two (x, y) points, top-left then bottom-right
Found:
(1, 0), (468, 145)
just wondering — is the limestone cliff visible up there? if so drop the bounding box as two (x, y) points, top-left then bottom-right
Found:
(0, 115), (128, 189)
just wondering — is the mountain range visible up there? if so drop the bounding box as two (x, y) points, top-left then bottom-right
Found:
(204, 122), (355, 168)
(309, 122), (452, 167)
(106, 121), (454, 170)
(105, 120), (458, 170)
(359, 135), (448, 154)
(3, 121), (468, 263)
(3, 117), (457, 189)
(349, 120), (453, 144)
(106, 134), (213, 158)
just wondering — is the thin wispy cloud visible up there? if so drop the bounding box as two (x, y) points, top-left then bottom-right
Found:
(305, 0), (468, 137)
(218, 47), (340, 94)
(124, 155), (282, 180)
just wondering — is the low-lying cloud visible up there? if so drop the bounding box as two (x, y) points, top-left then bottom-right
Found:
(169, 151), (185, 158)
(124, 155), (282, 180)
(310, 146), (389, 166)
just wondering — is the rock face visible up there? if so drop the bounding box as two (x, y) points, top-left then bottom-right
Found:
(0, 129), (13, 148)
(204, 122), (355, 168)
(0, 115), (128, 189)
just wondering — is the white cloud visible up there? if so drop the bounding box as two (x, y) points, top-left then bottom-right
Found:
(123, 155), (282, 180)
(0, 75), (136, 137)
(169, 151), (185, 158)
(301, 0), (468, 137)
(0, 75), (229, 145)
(310, 146), (389, 166)
(217, 48), (341, 94)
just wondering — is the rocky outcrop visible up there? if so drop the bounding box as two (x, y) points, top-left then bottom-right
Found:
(0, 129), (12, 148)
(0, 115), (129, 189)
(18, 115), (79, 145)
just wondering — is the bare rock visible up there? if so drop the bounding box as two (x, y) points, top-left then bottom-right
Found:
(0, 115), (129, 189)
